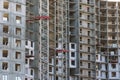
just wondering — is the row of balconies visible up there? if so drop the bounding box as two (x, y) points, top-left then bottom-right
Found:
(98, 51), (120, 56)
(100, 5), (120, 9)
(79, 25), (94, 30)
(95, 21), (120, 25)
(79, 33), (95, 37)
(80, 65), (94, 70)
(100, 21), (120, 25)
(69, 43), (77, 68)
(69, 8), (94, 14)
(25, 40), (35, 69)
(97, 43), (117, 47)
(100, 30), (118, 33)
(96, 54), (119, 63)
(97, 18), (120, 25)
(79, 17), (94, 21)
(98, 45), (118, 48)
(96, 63), (120, 71)
(80, 0), (94, 5)
(79, 41), (94, 45)
(69, 0), (94, 5)
(80, 57), (95, 62)
(79, 8), (94, 14)
(100, 14), (119, 17)
(80, 49), (95, 53)
(80, 73), (95, 78)
(99, 37), (120, 41)
(96, 71), (120, 79)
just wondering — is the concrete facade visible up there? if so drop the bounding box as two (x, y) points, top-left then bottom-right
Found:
(0, 0), (26, 80)
(1, 0), (120, 80)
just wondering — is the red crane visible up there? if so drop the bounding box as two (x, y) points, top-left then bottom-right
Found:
(26, 16), (50, 22)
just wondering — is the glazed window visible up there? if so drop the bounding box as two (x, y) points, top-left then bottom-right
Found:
(30, 69), (34, 75)
(16, 16), (21, 24)
(16, 40), (21, 47)
(3, 25), (8, 33)
(15, 76), (21, 80)
(31, 41), (33, 47)
(2, 62), (8, 70)
(3, 2), (9, 9)
(71, 60), (75, 65)
(112, 72), (116, 77)
(3, 13), (9, 21)
(16, 4), (21, 12)
(15, 52), (21, 59)
(16, 28), (21, 35)
(71, 44), (75, 49)
(71, 52), (75, 57)
(3, 37), (8, 45)
(49, 67), (52, 72)
(111, 64), (116, 69)
(15, 64), (21, 71)
(2, 75), (7, 80)
(2, 50), (8, 57)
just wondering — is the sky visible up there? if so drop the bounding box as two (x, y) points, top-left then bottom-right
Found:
(108, 0), (120, 1)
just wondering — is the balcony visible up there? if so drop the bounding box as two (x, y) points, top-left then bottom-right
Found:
(109, 64), (118, 71)
(108, 6), (117, 10)
(101, 52), (108, 56)
(80, 73), (95, 78)
(69, 8), (76, 12)
(101, 66), (107, 71)
(108, 14), (117, 17)
(100, 21), (107, 24)
(108, 30), (117, 33)
(80, 57), (94, 62)
(109, 56), (118, 63)
(25, 53), (34, 58)
(108, 44), (118, 48)
(109, 52), (118, 56)
(101, 74), (106, 79)
(79, 41), (87, 44)
(80, 1), (94, 6)
(109, 59), (118, 63)
(100, 37), (107, 40)
(100, 14), (107, 17)
(108, 22), (117, 25)
(56, 71), (65, 76)
(80, 49), (88, 53)
(101, 57), (107, 63)
(100, 5), (107, 9)
(69, 16), (75, 20)
(100, 29), (107, 32)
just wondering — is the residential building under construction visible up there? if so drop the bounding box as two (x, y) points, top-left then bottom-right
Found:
(0, 0), (120, 80)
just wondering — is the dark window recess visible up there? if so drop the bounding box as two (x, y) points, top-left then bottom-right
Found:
(71, 52), (75, 57)
(71, 44), (75, 49)
(71, 60), (75, 65)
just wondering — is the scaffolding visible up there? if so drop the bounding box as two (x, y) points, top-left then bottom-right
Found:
(39, 0), (49, 80)
(26, 0), (50, 80)
(55, 0), (68, 80)
(49, 0), (68, 80)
